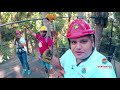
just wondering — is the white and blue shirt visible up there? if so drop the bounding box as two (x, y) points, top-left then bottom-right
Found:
(60, 48), (116, 78)
(15, 37), (27, 52)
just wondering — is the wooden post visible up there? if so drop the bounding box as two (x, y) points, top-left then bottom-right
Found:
(24, 28), (30, 55)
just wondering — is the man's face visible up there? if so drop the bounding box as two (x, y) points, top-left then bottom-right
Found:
(70, 35), (94, 60)
(41, 31), (47, 37)
(16, 33), (21, 39)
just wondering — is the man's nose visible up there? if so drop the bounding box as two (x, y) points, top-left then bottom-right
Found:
(76, 42), (82, 49)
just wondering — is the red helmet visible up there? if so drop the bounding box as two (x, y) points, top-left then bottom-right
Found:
(66, 19), (95, 39)
(16, 30), (21, 35)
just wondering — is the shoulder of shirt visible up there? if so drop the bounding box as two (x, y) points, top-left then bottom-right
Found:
(90, 49), (115, 78)
(93, 50), (113, 67)
(60, 49), (76, 66)
(20, 37), (26, 42)
(20, 37), (25, 39)
(90, 48), (112, 66)
(60, 49), (73, 59)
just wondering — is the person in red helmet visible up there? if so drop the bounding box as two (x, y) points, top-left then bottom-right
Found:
(14, 30), (31, 75)
(48, 18), (116, 78)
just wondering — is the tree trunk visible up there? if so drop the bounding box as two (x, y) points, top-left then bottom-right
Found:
(91, 12), (108, 51)
(95, 24), (104, 51)
(29, 39), (34, 56)
(68, 12), (72, 25)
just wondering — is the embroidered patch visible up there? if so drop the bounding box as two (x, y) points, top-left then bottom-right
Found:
(81, 68), (86, 74)
(74, 24), (79, 29)
(102, 58), (108, 64)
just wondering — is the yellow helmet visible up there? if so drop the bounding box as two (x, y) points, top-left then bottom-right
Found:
(40, 26), (47, 31)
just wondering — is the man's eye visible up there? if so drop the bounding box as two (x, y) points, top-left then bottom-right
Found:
(71, 41), (77, 44)
(80, 40), (88, 43)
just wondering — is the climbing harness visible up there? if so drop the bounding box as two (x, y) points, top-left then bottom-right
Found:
(16, 40), (25, 54)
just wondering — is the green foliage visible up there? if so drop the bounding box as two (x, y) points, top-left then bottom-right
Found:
(0, 42), (11, 61)
(0, 12), (75, 61)
(1, 27), (16, 42)
(114, 12), (120, 22)
(99, 12), (120, 62)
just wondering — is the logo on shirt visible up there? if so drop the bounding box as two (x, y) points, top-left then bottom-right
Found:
(97, 66), (112, 69)
(38, 42), (42, 48)
(81, 68), (86, 74)
(102, 58), (108, 64)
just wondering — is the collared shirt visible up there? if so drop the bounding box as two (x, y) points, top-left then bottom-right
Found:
(60, 48), (116, 78)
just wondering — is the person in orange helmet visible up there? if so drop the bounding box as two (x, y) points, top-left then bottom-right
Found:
(47, 18), (116, 78)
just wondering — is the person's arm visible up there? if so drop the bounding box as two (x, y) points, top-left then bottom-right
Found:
(50, 56), (62, 68)
(14, 38), (17, 49)
(24, 24), (36, 37)
(51, 56), (64, 78)
(26, 28), (36, 38)
(14, 38), (17, 45)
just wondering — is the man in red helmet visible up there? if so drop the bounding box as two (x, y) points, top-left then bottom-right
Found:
(48, 18), (116, 78)
(14, 30), (31, 75)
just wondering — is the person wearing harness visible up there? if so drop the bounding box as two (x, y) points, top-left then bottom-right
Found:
(14, 30), (31, 75)
(25, 25), (53, 78)
(46, 18), (116, 78)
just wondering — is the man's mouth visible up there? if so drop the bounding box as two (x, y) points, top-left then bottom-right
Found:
(75, 51), (84, 55)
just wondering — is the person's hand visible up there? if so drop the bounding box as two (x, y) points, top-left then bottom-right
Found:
(24, 24), (30, 29)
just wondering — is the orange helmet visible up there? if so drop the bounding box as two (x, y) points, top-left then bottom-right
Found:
(66, 19), (95, 39)
(16, 30), (21, 35)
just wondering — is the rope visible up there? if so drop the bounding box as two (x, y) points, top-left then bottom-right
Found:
(50, 18), (63, 78)
(0, 16), (77, 27)
(0, 18), (44, 27)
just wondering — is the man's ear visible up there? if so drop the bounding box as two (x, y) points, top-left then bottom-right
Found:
(92, 42), (95, 47)
(91, 36), (95, 47)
